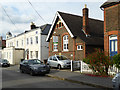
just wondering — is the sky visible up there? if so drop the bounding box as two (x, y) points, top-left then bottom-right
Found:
(0, 0), (108, 39)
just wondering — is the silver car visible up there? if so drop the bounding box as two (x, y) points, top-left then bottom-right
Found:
(112, 72), (120, 90)
(47, 55), (71, 69)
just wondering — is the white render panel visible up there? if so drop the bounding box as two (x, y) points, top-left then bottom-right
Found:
(4, 27), (49, 64)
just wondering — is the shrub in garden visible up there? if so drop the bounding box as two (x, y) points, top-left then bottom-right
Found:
(112, 54), (120, 70)
(83, 48), (113, 75)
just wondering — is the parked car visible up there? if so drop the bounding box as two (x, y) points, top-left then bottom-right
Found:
(47, 55), (71, 69)
(0, 59), (10, 67)
(112, 72), (120, 89)
(19, 59), (50, 76)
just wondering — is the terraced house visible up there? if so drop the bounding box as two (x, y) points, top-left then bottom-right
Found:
(100, 0), (120, 57)
(46, 6), (104, 60)
(2, 23), (51, 64)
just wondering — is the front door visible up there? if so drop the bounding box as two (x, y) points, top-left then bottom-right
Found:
(110, 39), (118, 57)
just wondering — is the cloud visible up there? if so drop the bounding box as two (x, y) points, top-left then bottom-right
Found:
(0, 1), (106, 40)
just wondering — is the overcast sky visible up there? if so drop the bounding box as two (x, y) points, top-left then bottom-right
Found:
(0, 0), (108, 39)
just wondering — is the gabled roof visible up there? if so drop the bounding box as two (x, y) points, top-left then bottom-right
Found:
(46, 11), (104, 46)
(100, 0), (120, 8)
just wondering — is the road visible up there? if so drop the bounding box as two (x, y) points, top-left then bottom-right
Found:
(1, 66), (103, 89)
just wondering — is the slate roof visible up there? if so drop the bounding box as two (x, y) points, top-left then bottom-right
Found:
(100, 0), (120, 8)
(40, 24), (51, 35)
(54, 11), (104, 46)
(16, 24), (51, 37)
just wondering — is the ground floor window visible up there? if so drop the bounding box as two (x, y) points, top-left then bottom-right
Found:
(30, 51), (33, 58)
(53, 36), (58, 51)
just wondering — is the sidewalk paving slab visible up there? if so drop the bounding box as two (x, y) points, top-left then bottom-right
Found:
(46, 69), (113, 89)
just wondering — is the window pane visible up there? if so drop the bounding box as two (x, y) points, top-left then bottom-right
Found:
(111, 41), (114, 51)
(115, 41), (117, 51)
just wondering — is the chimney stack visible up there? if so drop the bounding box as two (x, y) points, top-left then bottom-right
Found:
(82, 4), (89, 34)
(30, 22), (36, 29)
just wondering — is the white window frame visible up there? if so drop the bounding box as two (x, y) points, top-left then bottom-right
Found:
(53, 43), (58, 51)
(35, 36), (38, 44)
(77, 45), (83, 50)
(53, 36), (58, 52)
(30, 37), (33, 44)
(63, 35), (68, 51)
(17, 41), (19, 47)
(27, 38), (29, 45)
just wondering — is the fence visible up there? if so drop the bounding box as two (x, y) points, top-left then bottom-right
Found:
(71, 60), (92, 73)
(71, 60), (119, 75)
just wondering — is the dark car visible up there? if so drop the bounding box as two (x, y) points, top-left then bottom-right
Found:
(20, 59), (50, 76)
(0, 59), (10, 67)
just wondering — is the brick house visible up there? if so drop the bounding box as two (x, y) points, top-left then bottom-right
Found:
(46, 6), (104, 60)
(100, 0), (120, 57)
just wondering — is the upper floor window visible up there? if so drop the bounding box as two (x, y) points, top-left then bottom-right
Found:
(22, 40), (23, 46)
(77, 45), (83, 50)
(30, 37), (33, 44)
(17, 41), (18, 47)
(35, 36), (38, 44)
(27, 38), (29, 45)
(56, 21), (63, 29)
(63, 35), (68, 51)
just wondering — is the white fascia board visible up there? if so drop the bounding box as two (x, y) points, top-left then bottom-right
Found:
(46, 12), (58, 42)
(46, 11), (74, 42)
(57, 12), (74, 38)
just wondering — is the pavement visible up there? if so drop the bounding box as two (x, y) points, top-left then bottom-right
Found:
(3, 65), (113, 89)
(46, 69), (113, 89)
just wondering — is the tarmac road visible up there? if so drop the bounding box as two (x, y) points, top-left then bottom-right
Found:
(1, 67), (95, 89)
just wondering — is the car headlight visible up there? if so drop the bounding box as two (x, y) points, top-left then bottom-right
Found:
(1, 63), (3, 64)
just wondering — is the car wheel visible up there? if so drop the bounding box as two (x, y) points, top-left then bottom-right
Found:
(30, 70), (35, 76)
(58, 64), (61, 70)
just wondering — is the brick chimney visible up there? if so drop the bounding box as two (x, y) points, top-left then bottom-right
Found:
(30, 22), (36, 29)
(82, 4), (89, 34)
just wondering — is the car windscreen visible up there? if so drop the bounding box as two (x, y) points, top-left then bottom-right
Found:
(28, 60), (41, 64)
(2, 60), (9, 63)
(57, 56), (68, 60)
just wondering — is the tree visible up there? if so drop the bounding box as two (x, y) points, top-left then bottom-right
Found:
(83, 48), (113, 75)
(112, 54), (120, 70)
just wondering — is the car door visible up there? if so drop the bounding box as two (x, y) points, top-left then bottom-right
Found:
(52, 56), (58, 67)
(22, 60), (29, 73)
(48, 56), (53, 67)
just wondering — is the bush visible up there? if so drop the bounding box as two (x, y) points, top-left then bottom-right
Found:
(83, 48), (113, 75)
(112, 54), (120, 70)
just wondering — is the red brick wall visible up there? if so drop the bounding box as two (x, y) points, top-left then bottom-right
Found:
(49, 19), (85, 60)
(104, 4), (120, 56)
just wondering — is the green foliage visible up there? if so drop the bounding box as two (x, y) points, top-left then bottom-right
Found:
(83, 48), (113, 75)
(112, 54), (120, 70)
